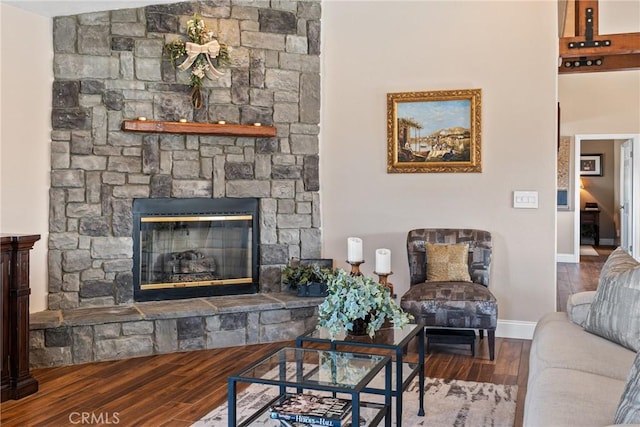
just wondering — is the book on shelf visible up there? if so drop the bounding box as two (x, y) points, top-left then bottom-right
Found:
(270, 394), (352, 427)
(278, 413), (364, 427)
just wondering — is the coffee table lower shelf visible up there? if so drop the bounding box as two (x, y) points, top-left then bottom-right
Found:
(234, 393), (387, 426)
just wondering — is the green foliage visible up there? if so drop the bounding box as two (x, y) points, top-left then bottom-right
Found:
(282, 261), (332, 290)
(317, 269), (413, 339)
(165, 39), (187, 65)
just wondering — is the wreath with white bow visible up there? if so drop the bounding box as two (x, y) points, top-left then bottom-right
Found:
(165, 14), (231, 109)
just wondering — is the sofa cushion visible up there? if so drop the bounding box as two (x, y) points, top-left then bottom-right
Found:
(530, 312), (636, 382)
(614, 351), (640, 424)
(584, 247), (640, 352)
(524, 367), (627, 427)
(425, 243), (471, 282)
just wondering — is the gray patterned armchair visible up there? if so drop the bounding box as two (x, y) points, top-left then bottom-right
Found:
(400, 228), (497, 360)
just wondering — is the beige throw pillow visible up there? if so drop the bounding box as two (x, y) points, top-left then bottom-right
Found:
(426, 243), (471, 282)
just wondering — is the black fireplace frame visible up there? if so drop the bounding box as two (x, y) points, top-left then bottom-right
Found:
(132, 198), (260, 302)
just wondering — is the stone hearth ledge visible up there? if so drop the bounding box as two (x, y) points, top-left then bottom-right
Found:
(29, 293), (323, 367)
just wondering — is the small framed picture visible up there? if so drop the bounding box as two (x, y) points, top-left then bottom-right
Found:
(580, 154), (603, 176)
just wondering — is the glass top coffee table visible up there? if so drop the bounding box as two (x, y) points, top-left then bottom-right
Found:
(227, 346), (392, 426)
(297, 322), (425, 427)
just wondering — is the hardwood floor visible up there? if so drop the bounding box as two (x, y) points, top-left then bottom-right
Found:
(556, 245), (613, 311)
(1, 338), (530, 427)
(2, 250), (608, 427)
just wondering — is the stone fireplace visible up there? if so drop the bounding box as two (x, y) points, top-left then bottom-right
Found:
(29, 1), (323, 367)
(47, 0), (322, 310)
(133, 197), (259, 301)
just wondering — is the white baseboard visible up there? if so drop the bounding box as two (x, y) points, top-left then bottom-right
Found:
(557, 253), (578, 263)
(496, 319), (536, 340)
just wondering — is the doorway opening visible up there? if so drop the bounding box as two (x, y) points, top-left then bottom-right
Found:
(573, 134), (640, 262)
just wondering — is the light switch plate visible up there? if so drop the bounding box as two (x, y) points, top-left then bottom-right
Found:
(513, 191), (538, 209)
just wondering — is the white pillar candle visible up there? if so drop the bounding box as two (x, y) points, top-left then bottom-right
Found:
(375, 248), (391, 274)
(347, 237), (363, 262)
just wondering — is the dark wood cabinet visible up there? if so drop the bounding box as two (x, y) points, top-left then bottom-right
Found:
(580, 210), (601, 246)
(1, 234), (40, 402)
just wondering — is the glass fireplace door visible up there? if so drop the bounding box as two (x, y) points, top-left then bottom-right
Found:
(132, 197), (259, 302)
(139, 215), (253, 290)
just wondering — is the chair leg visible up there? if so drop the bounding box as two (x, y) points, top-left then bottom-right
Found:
(488, 330), (495, 361)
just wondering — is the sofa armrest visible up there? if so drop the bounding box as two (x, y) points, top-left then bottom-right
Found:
(566, 291), (597, 327)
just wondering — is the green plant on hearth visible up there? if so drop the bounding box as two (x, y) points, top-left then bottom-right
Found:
(164, 13), (231, 109)
(317, 269), (413, 339)
(281, 259), (333, 291)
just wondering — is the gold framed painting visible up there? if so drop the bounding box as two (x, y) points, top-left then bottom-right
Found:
(387, 89), (482, 173)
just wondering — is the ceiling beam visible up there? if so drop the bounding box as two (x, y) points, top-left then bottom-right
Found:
(559, 0), (640, 74)
(559, 53), (640, 74)
(560, 33), (640, 58)
(574, 0), (599, 37)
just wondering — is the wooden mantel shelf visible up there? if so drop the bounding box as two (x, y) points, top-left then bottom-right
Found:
(121, 120), (276, 138)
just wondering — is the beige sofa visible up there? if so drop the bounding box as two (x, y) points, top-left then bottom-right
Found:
(525, 246), (640, 426)
(523, 290), (637, 426)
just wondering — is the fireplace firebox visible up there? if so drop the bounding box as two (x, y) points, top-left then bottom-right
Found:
(132, 198), (259, 301)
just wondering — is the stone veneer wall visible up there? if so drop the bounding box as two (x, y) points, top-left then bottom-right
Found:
(30, 294), (321, 367)
(48, 0), (322, 309)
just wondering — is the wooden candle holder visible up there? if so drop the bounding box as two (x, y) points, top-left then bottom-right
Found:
(346, 260), (364, 276)
(374, 271), (396, 298)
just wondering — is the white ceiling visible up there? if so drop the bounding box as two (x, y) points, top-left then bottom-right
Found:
(3, 1), (177, 18)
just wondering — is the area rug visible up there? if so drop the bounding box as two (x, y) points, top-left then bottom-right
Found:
(193, 372), (517, 427)
(580, 245), (600, 256)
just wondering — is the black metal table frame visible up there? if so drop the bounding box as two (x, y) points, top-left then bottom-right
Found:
(296, 322), (425, 427)
(227, 346), (392, 427)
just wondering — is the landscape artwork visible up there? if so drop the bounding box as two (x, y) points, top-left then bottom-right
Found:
(387, 89), (482, 173)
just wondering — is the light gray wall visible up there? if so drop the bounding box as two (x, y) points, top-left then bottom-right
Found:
(321, 1), (558, 326)
(0, 4), (52, 312)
